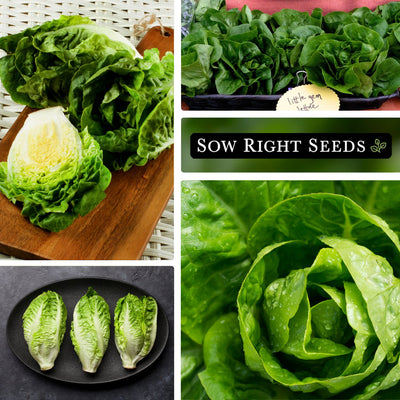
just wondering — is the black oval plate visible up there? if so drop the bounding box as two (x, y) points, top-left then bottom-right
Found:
(6, 277), (169, 386)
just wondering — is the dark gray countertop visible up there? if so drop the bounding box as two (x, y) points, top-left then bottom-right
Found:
(0, 266), (174, 400)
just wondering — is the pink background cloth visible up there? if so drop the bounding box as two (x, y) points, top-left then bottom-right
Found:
(226, 1), (393, 14)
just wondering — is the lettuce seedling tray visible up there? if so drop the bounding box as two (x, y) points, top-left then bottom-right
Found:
(182, 90), (400, 110)
(0, 28), (174, 260)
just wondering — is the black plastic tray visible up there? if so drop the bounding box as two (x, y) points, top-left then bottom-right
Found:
(182, 91), (400, 110)
(6, 277), (169, 386)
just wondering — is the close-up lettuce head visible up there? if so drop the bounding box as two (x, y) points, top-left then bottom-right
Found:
(68, 48), (174, 171)
(182, 181), (400, 400)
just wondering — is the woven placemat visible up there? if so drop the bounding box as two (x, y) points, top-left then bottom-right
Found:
(0, 0), (174, 260)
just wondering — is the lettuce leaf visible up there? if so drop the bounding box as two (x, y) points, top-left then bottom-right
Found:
(181, 181), (335, 344)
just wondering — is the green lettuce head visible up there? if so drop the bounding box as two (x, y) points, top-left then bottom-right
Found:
(182, 181), (400, 400)
(0, 15), (141, 108)
(114, 294), (158, 369)
(23, 290), (67, 371)
(0, 106), (111, 231)
(238, 194), (400, 400)
(70, 287), (111, 373)
(68, 48), (174, 171)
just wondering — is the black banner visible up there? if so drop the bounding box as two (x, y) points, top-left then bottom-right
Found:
(190, 133), (392, 159)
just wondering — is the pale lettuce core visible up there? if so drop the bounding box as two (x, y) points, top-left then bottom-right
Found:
(8, 107), (82, 182)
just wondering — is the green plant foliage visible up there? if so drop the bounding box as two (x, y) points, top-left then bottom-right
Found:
(0, 15), (140, 108)
(68, 49), (174, 171)
(182, 1), (400, 97)
(0, 16), (174, 172)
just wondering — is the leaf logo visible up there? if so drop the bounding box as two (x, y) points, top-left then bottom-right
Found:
(371, 139), (387, 153)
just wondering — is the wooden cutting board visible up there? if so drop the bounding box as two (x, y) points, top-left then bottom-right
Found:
(0, 28), (174, 260)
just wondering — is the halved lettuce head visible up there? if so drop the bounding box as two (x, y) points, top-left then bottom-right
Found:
(70, 287), (110, 373)
(7, 107), (82, 184)
(0, 107), (111, 231)
(22, 290), (67, 371)
(0, 15), (141, 108)
(114, 294), (158, 369)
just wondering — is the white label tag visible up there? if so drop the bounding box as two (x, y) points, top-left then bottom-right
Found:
(276, 84), (340, 111)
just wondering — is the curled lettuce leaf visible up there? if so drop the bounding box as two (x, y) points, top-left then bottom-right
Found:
(181, 180), (336, 345)
(182, 332), (210, 400)
(199, 313), (294, 400)
(22, 290), (67, 371)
